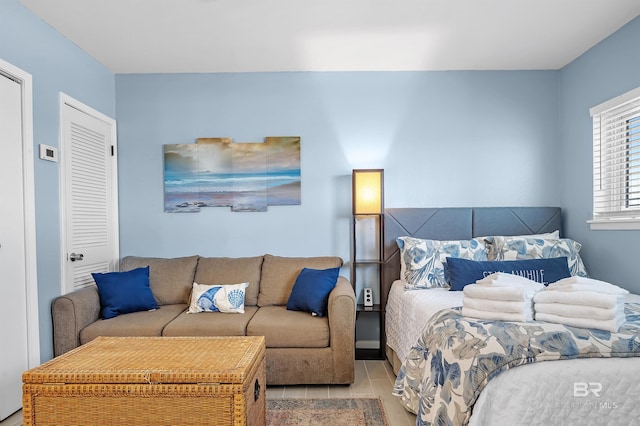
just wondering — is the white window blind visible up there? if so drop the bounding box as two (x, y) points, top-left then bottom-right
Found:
(590, 86), (640, 229)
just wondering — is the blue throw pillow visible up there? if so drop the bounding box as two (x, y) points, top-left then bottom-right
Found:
(286, 267), (340, 317)
(92, 267), (158, 319)
(446, 257), (571, 291)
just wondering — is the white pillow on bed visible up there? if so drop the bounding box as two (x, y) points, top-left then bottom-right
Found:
(480, 230), (560, 240)
(531, 230), (560, 239)
(396, 237), (489, 290)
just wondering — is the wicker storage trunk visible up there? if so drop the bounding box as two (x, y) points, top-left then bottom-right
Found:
(22, 336), (266, 426)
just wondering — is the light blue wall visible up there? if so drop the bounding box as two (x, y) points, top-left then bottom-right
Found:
(559, 16), (640, 293)
(8, 0), (638, 362)
(0, 0), (116, 361)
(116, 71), (561, 272)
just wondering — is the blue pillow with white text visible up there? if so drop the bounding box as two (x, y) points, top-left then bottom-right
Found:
(446, 257), (571, 291)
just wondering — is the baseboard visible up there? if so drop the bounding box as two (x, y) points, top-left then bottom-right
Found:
(355, 340), (380, 349)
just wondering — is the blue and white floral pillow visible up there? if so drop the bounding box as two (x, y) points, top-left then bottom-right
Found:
(187, 282), (249, 313)
(396, 237), (489, 290)
(487, 236), (588, 277)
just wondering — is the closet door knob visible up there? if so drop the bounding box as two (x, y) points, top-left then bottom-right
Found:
(69, 253), (84, 262)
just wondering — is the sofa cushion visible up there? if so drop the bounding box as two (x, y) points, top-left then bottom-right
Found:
(247, 306), (329, 348)
(194, 256), (263, 306)
(120, 255), (199, 305)
(162, 306), (259, 337)
(258, 255), (343, 306)
(79, 304), (188, 344)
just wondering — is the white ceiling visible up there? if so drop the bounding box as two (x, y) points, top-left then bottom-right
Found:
(20, 0), (640, 74)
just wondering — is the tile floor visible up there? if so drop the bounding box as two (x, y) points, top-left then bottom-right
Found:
(0, 412), (20, 426)
(1, 360), (416, 426)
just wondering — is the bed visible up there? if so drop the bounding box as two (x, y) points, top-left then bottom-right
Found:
(382, 207), (640, 425)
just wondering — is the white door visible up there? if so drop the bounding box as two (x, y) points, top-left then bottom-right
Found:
(0, 72), (30, 420)
(60, 95), (119, 294)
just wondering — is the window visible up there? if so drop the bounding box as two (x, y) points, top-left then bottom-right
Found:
(589, 86), (640, 230)
(627, 115), (640, 209)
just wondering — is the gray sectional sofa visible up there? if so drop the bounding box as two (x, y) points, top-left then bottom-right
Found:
(51, 254), (356, 385)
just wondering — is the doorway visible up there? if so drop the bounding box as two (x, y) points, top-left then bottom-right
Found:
(0, 59), (40, 420)
(59, 94), (119, 295)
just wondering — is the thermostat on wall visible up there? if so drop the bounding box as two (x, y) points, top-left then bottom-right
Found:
(39, 144), (58, 162)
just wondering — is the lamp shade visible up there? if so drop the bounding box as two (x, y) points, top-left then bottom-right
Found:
(352, 169), (384, 214)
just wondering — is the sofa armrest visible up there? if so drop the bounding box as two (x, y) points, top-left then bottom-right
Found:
(327, 276), (356, 383)
(52, 286), (101, 356)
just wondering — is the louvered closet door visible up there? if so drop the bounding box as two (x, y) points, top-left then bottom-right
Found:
(61, 99), (119, 294)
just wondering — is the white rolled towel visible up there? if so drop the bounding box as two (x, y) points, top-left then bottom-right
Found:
(462, 306), (534, 322)
(534, 290), (625, 309)
(535, 311), (626, 333)
(476, 272), (545, 289)
(463, 296), (532, 314)
(464, 283), (541, 302)
(534, 302), (624, 320)
(547, 276), (629, 295)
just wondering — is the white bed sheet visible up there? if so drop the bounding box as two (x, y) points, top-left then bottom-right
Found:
(386, 281), (640, 424)
(386, 280), (463, 362)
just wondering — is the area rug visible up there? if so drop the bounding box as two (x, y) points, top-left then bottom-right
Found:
(266, 398), (389, 426)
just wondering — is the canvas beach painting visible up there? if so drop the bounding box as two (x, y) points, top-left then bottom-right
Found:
(164, 142), (209, 212)
(229, 141), (268, 212)
(265, 136), (302, 206)
(164, 136), (301, 212)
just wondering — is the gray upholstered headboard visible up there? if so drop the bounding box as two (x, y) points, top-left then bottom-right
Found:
(381, 207), (562, 306)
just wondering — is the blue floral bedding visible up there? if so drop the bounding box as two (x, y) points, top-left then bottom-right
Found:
(392, 303), (640, 426)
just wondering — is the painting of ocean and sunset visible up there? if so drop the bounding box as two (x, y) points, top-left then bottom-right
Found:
(164, 137), (301, 212)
